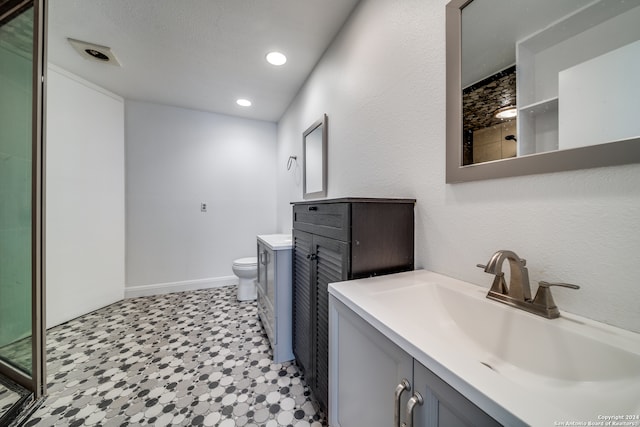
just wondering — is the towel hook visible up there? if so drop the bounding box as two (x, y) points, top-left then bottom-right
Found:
(286, 155), (297, 171)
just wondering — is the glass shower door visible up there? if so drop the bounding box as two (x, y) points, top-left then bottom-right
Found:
(0, 2), (34, 377)
(0, 0), (45, 421)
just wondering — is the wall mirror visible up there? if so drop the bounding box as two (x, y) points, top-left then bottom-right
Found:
(446, 0), (640, 183)
(303, 114), (328, 199)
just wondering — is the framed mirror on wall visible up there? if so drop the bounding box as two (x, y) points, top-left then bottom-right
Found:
(303, 114), (328, 199)
(446, 0), (640, 183)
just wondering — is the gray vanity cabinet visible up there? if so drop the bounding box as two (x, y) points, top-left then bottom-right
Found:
(256, 235), (294, 364)
(329, 296), (413, 427)
(292, 198), (415, 414)
(329, 296), (501, 427)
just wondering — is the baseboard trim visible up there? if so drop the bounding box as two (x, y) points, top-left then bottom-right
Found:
(125, 276), (238, 299)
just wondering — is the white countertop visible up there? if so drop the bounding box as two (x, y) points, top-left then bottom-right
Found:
(329, 269), (640, 426)
(257, 234), (293, 250)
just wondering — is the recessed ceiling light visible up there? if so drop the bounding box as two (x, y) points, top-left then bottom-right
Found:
(236, 99), (252, 107)
(266, 51), (287, 66)
(494, 105), (517, 119)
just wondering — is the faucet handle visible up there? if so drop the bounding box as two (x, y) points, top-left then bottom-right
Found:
(538, 281), (580, 290)
(477, 264), (508, 293)
(532, 281), (580, 319)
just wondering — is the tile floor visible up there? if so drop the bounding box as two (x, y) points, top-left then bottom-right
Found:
(23, 286), (325, 426)
(0, 380), (22, 419)
(1, 342), (32, 424)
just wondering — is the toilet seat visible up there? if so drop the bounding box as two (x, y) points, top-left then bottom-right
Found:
(233, 257), (257, 268)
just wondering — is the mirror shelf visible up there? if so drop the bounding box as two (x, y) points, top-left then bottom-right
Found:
(520, 98), (556, 115)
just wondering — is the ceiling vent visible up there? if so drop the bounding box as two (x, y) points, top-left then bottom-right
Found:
(67, 38), (121, 66)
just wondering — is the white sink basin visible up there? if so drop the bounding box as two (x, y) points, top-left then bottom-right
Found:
(435, 282), (640, 382)
(330, 270), (640, 425)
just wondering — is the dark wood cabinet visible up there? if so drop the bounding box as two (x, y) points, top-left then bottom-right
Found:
(292, 198), (415, 413)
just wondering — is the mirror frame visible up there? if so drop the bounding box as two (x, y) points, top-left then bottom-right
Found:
(302, 114), (328, 199)
(446, 0), (640, 183)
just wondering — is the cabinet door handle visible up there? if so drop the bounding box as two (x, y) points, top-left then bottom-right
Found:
(394, 379), (411, 427)
(403, 392), (424, 427)
(306, 253), (317, 260)
(308, 206), (318, 211)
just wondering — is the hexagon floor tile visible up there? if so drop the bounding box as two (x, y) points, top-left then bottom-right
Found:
(24, 286), (326, 426)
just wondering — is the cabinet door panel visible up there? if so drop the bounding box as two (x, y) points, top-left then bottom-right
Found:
(413, 360), (501, 427)
(329, 296), (413, 427)
(314, 235), (349, 413)
(292, 230), (314, 381)
(266, 248), (275, 307)
(257, 286), (276, 347)
(272, 248), (294, 363)
(256, 242), (267, 294)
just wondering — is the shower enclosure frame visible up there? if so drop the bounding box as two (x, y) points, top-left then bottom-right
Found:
(0, 0), (47, 403)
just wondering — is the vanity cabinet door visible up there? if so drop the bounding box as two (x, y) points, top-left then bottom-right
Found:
(313, 234), (348, 412)
(412, 360), (500, 427)
(293, 228), (350, 413)
(329, 296), (413, 427)
(257, 243), (276, 347)
(292, 229), (314, 384)
(265, 247), (275, 308)
(257, 242), (274, 303)
(257, 241), (267, 294)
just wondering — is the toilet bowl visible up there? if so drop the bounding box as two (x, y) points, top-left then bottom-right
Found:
(232, 257), (258, 301)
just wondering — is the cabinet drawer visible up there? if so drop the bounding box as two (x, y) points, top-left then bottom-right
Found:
(293, 203), (350, 241)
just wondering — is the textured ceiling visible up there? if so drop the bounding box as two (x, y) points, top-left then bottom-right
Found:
(461, 0), (595, 87)
(47, 0), (360, 122)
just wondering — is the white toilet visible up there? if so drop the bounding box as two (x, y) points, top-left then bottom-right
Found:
(232, 257), (258, 301)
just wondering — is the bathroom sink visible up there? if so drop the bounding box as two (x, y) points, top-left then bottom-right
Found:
(432, 282), (640, 382)
(367, 275), (640, 382)
(330, 270), (640, 424)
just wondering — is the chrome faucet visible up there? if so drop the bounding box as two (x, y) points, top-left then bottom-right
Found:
(477, 250), (580, 319)
(477, 250), (532, 301)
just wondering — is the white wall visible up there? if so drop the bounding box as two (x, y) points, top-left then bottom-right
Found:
(125, 101), (277, 295)
(559, 39), (640, 149)
(276, 0), (640, 333)
(529, 5), (640, 106)
(46, 65), (125, 327)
